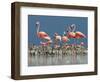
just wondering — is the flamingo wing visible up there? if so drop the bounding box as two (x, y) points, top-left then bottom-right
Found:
(67, 32), (76, 38)
(76, 31), (86, 38)
(37, 31), (48, 38)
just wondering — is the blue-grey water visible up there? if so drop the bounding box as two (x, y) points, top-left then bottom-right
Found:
(28, 53), (88, 66)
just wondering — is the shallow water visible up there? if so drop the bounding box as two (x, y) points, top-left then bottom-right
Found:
(28, 53), (88, 66)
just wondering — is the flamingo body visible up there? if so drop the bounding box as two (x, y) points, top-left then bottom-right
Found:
(75, 31), (86, 38)
(67, 32), (76, 38)
(55, 35), (61, 41)
(54, 33), (61, 41)
(37, 31), (48, 38)
(62, 36), (69, 42)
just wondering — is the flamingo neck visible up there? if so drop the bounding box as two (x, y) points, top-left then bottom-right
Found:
(37, 24), (40, 34)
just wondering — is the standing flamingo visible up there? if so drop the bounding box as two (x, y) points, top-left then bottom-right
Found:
(66, 24), (86, 62)
(53, 33), (61, 48)
(67, 24), (76, 44)
(75, 31), (86, 55)
(66, 24), (77, 64)
(36, 21), (52, 46)
(62, 32), (69, 48)
(67, 24), (86, 45)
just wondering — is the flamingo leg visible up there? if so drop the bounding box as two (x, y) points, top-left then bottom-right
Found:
(72, 38), (77, 64)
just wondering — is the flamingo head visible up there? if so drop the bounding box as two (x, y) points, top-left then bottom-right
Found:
(68, 24), (76, 32)
(36, 21), (40, 25)
(36, 21), (40, 28)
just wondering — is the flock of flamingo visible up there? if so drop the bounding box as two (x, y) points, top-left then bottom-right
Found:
(36, 21), (86, 48)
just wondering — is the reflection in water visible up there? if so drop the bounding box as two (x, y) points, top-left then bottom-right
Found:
(28, 45), (88, 66)
(28, 54), (87, 66)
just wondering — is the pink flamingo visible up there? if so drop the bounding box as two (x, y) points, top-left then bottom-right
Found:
(75, 32), (86, 54)
(67, 24), (86, 62)
(62, 32), (69, 48)
(62, 36), (69, 43)
(66, 24), (77, 64)
(36, 21), (52, 46)
(53, 33), (61, 48)
(67, 24), (76, 46)
(67, 24), (86, 45)
(75, 31), (86, 47)
(67, 32), (76, 38)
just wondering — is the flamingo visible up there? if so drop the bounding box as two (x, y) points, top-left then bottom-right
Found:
(62, 31), (69, 48)
(67, 24), (86, 45)
(75, 31), (86, 47)
(75, 31), (86, 46)
(67, 32), (76, 38)
(75, 31), (86, 55)
(65, 24), (77, 64)
(67, 24), (86, 61)
(66, 24), (77, 47)
(62, 36), (69, 43)
(53, 33), (61, 48)
(36, 21), (52, 46)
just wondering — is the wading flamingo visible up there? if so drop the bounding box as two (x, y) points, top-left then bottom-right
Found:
(36, 21), (52, 46)
(66, 24), (77, 64)
(53, 33), (61, 48)
(62, 32), (69, 48)
(75, 31), (86, 54)
(66, 24), (76, 46)
(66, 24), (86, 62)
(67, 24), (86, 45)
